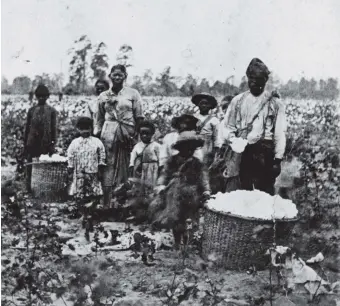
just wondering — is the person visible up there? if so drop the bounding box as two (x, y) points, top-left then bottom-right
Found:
(95, 65), (144, 207)
(192, 93), (220, 168)
(67, 117), (106, 238)
(23, 85), (58, 192)
(221, 95), (237, 113)
(28, 91), (34, 103)
(220, 58), (287, 195)
(159, 114), (203, 170)
(129, 120), (161, 195)
(150, 131), (211, 249)
(82, 79), (110, 134)
(58, 92), (63, 102)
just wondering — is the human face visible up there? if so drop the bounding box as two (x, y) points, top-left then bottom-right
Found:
(109, 69), (126, 86)
(198, 99), (211, 115)
(140, 127), (153, 144)
(95, 82), (107, 96)
(177, 118), (195, 133)
(178, 144), (196, 158)
(248, 76), (267, 97)
(35, 95), (49, 104)
(78, 127), (91, 138)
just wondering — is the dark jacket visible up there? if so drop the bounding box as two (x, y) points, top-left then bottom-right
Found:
(24, 104), (58, 157)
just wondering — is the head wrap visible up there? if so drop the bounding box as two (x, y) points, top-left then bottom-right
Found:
(34, 84), (50, 97)
(246, 58), (270, 80)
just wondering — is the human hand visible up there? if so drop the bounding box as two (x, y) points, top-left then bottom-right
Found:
(272, 159), (282, 178)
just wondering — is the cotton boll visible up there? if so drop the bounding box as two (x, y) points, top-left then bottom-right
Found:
(206, 190), (298, 220)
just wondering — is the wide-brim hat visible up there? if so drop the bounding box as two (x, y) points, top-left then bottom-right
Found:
(172, 114), (199, 130)
(191, 93), (217, 109)
(172, 131), (204, 151)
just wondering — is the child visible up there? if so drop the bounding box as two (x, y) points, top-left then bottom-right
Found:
(129, 121), (161, 195)
(151, 131), (211, 249)
(24, 85), (58, 192)
(67, 117), (106, 238)
(159, 114), (203, 169)
(192, 93), (220, 168)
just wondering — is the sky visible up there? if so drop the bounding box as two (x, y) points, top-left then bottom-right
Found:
(1, 0), (340, 85)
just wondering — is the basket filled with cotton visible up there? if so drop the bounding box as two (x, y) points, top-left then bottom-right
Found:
(202, 190), (298, 270)
(29, 154), (68, 202)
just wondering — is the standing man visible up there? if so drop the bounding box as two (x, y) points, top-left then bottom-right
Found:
(220, 58), (287, 195)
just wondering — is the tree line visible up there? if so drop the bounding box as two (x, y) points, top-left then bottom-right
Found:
(1, 35), (339, 100)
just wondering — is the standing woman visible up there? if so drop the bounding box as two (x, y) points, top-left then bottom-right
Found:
(95, 65), (144, 207)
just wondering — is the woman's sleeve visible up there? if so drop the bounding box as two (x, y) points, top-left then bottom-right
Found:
(129, 144), (138, 167)
(132, 90), (144, 120)
(67, 141), (76, 169)
(24, 108), (33, 146)
(97, 139), (106, 166)
(96, 97), (105, 135)
(51, 109), (58, 143)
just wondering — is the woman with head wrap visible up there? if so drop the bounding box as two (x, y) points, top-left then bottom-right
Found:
(95, 65), (144, 207)
(218, 58), (287, 195)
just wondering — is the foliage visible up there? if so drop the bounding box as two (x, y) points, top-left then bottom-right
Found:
(90, 42), (109, 80)
(116, 44), (133, 68)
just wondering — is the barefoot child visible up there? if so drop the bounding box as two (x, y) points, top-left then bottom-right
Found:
(23, 85), (58, 192)
(151, 131), (211, 249)
(67, 117), (106, 239)
(129, 121), (161, 195)
(192, 93), (220, 168)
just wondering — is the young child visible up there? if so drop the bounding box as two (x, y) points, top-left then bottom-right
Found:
(159, 114), (203, 170)
(192, 93), (220, 168)
(24, 85), (58, 192)
(67, 117), (106, 238)
(129, 121), (161, 195)
(151, 131), (211, 249)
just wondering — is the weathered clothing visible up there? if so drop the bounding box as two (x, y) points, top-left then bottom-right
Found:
(24, 104), (58, 157)
(130, 141), (161, 188)
(96, 87), (143, 187)
(239, 140), (276, 195)
(195, 114), (220, 166)
(221, 90), (287, 159)
(152, 155), (210, 229)
(67, 136), (106, 199)
(159, 131), (203, 167)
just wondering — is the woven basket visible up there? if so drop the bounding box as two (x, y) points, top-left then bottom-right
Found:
(30, 162), (68, 202)
(201, 206), (297, 271)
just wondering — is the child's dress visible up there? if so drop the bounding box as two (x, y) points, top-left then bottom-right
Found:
(67, 136), (106, 200)
(151, 155), (210, 230)
(195, 114), (220, 167)
(130, 141), (161, 192)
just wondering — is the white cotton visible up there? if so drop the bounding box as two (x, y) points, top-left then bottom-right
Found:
(230, 137), (248, 153)
(206, 190), (298, 220)
(39, 154), (67, 162)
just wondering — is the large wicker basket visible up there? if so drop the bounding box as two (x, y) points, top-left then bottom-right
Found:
(30, 161), (69, 202)
(201, 206), (297, 271)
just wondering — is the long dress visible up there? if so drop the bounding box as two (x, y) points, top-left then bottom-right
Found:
(67, 136), (106, 199)
(129, 141), (161, 194)
(195, 114), (220, 167)
(96, 87), (144, 189)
